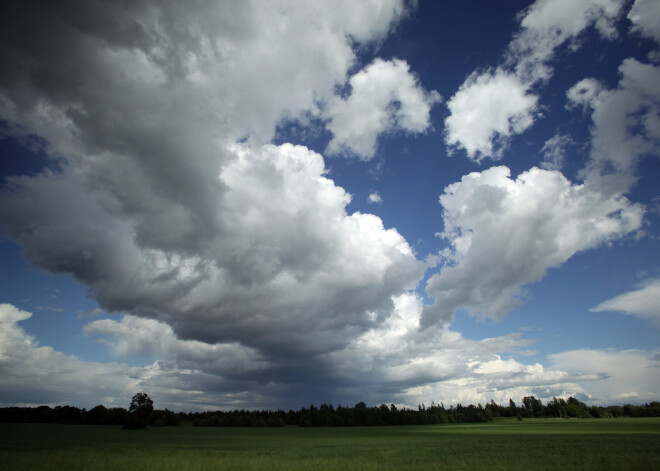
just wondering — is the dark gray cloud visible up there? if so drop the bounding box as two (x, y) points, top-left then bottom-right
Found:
(0, 0), (430, 403)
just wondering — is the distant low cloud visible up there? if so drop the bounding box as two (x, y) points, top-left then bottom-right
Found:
(0, 304), (138, 408)
(325, 59), (440, 160)
(7, 301), (650, 410)
(591, 279), (660, 327)
(549, 348), (660, 404)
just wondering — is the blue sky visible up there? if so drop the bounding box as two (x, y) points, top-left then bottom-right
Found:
(0, 0), (659, 411)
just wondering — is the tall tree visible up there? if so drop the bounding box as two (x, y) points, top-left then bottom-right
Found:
(129, 392), (153, 421)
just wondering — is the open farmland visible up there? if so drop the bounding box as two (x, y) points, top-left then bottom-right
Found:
(1, 418), (659, 470)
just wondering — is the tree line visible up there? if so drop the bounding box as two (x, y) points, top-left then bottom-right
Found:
(1, 394), (659, 428)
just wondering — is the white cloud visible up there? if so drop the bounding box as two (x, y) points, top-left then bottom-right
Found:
(444, 0), (625, 161)
(628, 0), (660, 53)
(338, 295), (608, 406)
(549, 348), (660, 404)
(445, 69), (537, 161)
(35, 306), (63, 312)
(408, 347), (660, 408)
(566, 78), (604, 110)
(591, 279), (660, 326)
(0, 304), (139, 408)
(368, 192), (383, 204)
(422, 166), (643, 327)
(579, 59), (660, 194)
(540, 133), (573, 170)
(510, 0), (625, 83)
(324, 58), (440, 160)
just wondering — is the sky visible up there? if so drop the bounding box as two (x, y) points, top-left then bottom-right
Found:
(0, 0), (659, 412)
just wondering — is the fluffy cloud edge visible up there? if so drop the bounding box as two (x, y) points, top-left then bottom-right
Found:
(421, 166), (643, 327)
(324, 58), (441, 160)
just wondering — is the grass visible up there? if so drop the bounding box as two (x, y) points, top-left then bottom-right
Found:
(1, 418), (659, 470)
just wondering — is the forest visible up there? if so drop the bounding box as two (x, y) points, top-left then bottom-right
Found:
(1, 394), (659, 428)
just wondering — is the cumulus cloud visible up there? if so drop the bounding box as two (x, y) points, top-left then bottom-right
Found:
(444, 0), (625, 161)
(84, 315), (270, 376)
(339, 306), (544, 405)
(368, 192), (383, 204)
(435, 0), (656, 328)
(1, 142), (424, 359)
(0, 0), (412, 156)
(0, 0), (436, 406)
(422, 166), (643, 327)
(0, 0), (656, 412)
(324, 59), (440, 160)
(445, 69), (537, 161)
(577, 59), (660, 194)
(327, 294), (637, 407)
(628, 0), (660, 56)
(590, 279), (660, 326)
(509, 0), (625, 83)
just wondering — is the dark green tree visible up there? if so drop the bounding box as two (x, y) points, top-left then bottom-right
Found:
(566, 397), (590, 418)
(129, 392), (154, 417)
(522, 396), (544, 417)
(124, 392), (153, 429)
(508, 398), (517, 417)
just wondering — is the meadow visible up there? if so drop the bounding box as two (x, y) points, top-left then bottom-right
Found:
(1, 418), (659, 470)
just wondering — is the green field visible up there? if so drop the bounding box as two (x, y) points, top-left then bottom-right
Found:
(1, 418), (659, 470)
